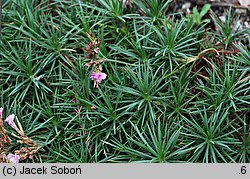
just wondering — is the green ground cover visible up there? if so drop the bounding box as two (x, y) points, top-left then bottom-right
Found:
(0, 0), (249, 163)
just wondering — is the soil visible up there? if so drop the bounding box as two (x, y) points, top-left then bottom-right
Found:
(168, 0), (250, 29)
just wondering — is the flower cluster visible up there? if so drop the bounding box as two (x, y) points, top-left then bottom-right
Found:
(90, 72), (107, 88)
(6, 153), (20, 163)
(0, 107), (40, 163)
(83, 31), (101, 59)
(83, 31), (107, 88)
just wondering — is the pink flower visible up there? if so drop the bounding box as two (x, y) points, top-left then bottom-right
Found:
(7, 153), (20, 163)
(90, 72), (107, 88)
(0, 107), (3, 119)
(5, 114), (18, 130)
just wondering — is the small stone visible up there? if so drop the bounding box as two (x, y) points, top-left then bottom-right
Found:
(235, 9), (247, 14)
(238, 0), (250, 6)
(182, 2), (191, 10)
